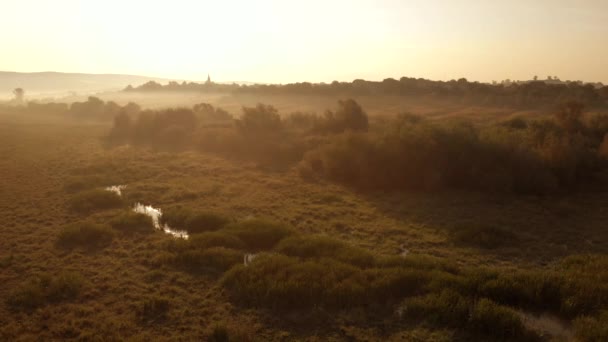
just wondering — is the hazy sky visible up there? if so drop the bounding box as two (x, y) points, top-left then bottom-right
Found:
(1, 0), (607, 83)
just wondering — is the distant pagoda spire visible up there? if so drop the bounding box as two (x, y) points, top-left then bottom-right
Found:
(206, 74), (211, 85)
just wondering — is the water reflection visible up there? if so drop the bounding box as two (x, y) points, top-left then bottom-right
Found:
(105, 185), (126, 196)
(244, 253), (257, 266)
(133, 203), (189, 239)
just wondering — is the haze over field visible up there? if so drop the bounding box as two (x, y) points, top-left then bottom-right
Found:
(3, 1), (608, 341)
(1, 0), (607, 84)
(0, 71), (169, 98)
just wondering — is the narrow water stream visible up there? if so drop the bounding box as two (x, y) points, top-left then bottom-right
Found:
(244, 253), (257, 266)
(105, 185), (126, 196)
(105, 185), (189, 239)
(133, 203), (189, 239)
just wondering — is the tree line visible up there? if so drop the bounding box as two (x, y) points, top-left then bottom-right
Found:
(125, 77), (608, 108)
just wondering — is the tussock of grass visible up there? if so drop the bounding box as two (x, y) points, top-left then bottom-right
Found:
(68, 189), (124, 213)
(111, 211), (155, 234)
(57, 222), (115, 250)
(6, 272), (84, 310)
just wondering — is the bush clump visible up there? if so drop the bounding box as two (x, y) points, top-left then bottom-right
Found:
(223, 219), (295, 251)
(6, 272), (84, 310)
(172, 247), (243, 273)
(314, 99), (369, 134)
(221, 254), (430, 310)
(57, 222), (115, 250)
(68, 189), (123, 213)
(161, 208), (231, 234)
(111, 211), (155, 234)
(403, 294), (532, 340)
(188, 232), (246, 250)
(274, 235), (375, 268)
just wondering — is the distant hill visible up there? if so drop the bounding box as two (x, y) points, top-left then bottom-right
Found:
(0, 71), (173, 99)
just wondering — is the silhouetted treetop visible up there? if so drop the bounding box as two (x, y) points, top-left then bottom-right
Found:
(124, 76), (608, 108)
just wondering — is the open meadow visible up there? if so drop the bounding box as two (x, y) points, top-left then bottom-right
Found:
(1, 93), (608, 341)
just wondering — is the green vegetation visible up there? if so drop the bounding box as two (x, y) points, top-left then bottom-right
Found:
(2, 97), (608, 341)
(104, 97), (608, 194)
(125, 77), (608, 109)
(301, 101), (608, 194)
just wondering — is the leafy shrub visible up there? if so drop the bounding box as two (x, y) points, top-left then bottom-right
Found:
(275, 235), (375, 268)
(57, 222), (115, 250)
(110, 212), (154, 234)
(68, 189), (123, 213)
(236, 104), (282, 135)
(193, 103), (233, 122)
(122, 108), (198, 148)
(314, 99), (369, 133)
(223, 219), (295, 251)
(450, 224), (519, 249)
(106, 112), (132, 144)
(138, 296), (170, 324)
(301, 105), (606, 194)
(285, 111), (320, 130)
(6, 272), (84, 310)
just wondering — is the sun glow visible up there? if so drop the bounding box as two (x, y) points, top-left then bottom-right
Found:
(1, 0), (607, 83)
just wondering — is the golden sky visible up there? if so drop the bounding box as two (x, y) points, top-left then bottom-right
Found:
(1, 0), (607, 83)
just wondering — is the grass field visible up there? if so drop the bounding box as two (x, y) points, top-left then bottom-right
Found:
(1, 105), (608, 341)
